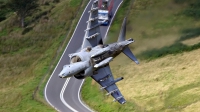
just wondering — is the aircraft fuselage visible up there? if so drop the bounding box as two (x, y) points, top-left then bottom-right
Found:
(58, 38), (134, 79)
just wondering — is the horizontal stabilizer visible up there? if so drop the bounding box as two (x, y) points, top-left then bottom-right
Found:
(123, 46), (139, 64)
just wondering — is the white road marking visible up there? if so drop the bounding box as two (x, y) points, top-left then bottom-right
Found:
(61, 0), (124, 111)
(44, 0), (92, 111)
(45, 0), (124, 112)
(60, 78), (78, 112)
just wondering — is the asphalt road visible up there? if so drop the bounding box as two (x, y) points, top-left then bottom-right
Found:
(44, 0), (123, 112)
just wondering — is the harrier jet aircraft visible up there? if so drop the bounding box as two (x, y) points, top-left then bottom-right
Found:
(58, 0), (139, 104)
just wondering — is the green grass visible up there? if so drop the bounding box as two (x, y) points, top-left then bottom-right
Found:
(105, 0), (133, 44)
(164, 81), (200, 110)
(1, 0), (200, 111)
(81, 0), (200, 111)
(138, 39), (200, 60)
(0, 0), (87, 111)
(36, 0), (89, 106)
(82, 78), (138, 112)
(0, 29), (8, 37)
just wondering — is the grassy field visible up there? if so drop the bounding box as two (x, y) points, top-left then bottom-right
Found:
(0, 0), (88, 111)
(82, 0), (200, 111)
(1, 0), (200, 112)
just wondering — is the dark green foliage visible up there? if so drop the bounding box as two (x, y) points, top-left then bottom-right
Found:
(69, 0), (80, 7)
(138, 43), (199, 60)
(173, 0), (195, 4)
(0, 2), (7, 21)
(0, 0), (83, 54)
(181, 0), (200, 19)
(138, 26), (200, 60)
(138, 41), (200, 61)
(53, 0), (60, 3)
(179, 27), (200, 41)
(136, 0), (200, 60)
(0, 1), (12, 22)
(0, 0), (84, 110)
(25, 10), (49, 26)
(8, 0), (39, 27)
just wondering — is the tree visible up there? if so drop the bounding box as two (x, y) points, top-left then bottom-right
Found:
(0, 1), (12, 22)
(9, 0), (38, 28)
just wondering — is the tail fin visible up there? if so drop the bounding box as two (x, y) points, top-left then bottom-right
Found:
(118, 17), (139, 64)
(117, 17), (126, 42)
(123, 46), (139, 64)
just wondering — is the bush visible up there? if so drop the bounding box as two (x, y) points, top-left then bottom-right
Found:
(0, 1), (12, 22)
(138, 42), (200, 60)
(179, 27), (200, 41)
(182, 0), (200, 19)
(138, 26), (200, 60)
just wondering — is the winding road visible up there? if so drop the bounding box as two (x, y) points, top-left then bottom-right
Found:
(44, 0), (123, 111)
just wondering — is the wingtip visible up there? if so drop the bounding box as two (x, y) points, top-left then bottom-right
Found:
(135, 61), (139, 64)
(121, 101), (126, 104)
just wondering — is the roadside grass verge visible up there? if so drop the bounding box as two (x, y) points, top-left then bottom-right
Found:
(36, 0), (89, 106)
(0, 0), (87, 111)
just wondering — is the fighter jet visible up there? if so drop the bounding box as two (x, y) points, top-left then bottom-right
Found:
(58, 0), (139, 104)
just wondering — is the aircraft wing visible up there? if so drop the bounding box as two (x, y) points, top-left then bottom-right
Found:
(91, 65), (126, 104)
(81, 0), (103, 49)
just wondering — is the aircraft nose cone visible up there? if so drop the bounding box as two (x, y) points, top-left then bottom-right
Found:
(58, 73), (65, 78)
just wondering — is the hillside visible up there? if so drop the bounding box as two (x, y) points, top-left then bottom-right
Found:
(1, 0), (200, 112)
(82, 0), (200, 111)
(0, 0), (88, 111)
